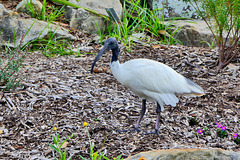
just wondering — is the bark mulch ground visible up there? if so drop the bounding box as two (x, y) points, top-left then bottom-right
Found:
(0, 40), (239, 159)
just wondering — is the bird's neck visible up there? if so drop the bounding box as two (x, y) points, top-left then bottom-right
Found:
(111, 47), (119, 63)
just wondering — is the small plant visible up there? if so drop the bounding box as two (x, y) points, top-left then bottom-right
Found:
(216, 123), (228, 138)
(233, 134), (240, 145)
(189, 116), (199, 126)
(49, 127), (74, 160)
(103, 0), (182, 52)
(202, 127), (211, 136)
(124, 0), (182, 45)
(200, 39), (215, 49)
(30, 27), (76, 57)
(25, 0), (39, 18)
(185, 0), (240, 69)
(197, 127), (211, 136)
(46, 5), (65, 22)
(79, 122), (122, 160)
(26, 0), (65, 22)
(0, 34), (27, 91)
(95, 19), (107, 45)
(197, 122), (239, 145)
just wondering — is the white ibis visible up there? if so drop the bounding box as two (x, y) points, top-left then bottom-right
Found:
(91, 37), (204, 137)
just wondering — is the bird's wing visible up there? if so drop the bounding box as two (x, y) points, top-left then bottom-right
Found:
(122, 59), (204, 106)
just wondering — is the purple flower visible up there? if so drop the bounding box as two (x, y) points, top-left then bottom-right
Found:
(198, 129), (203, 134)
(233, 134), (238, 138)
(216, 122), (221, 126)
(222, 126), (226, 130)
(217, 124), (223, 128)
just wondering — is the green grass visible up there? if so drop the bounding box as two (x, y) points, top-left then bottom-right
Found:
(49, 128), (74, 160)
(26, 0), (183, 55)
(79, 122), (123, 160)
(30, 36), (75, 57)
(99, 0), (182, 52)
(28, 25), (77, 57)
(48, 124), (123, 160)
(0, 19), (36, 92)
(26, 0), (65, 22)
(0, 35), (26, 91)
(25, 1), (77, 57)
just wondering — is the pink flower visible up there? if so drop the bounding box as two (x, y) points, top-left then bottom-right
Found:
(216, 122), (221, 126)
(198, 129), (203, 134)
(233, 134), (238, 138)
(217, 124), (223, 128)
(222, 126), (226, 130)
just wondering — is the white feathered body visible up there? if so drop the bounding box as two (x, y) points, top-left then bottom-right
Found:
(110, 59), (204, 110)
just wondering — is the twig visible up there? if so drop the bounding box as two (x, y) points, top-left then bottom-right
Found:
(5, 96), (16, 110)
(184, 60), (206, 73)
(4, 97), (12, 110)
(20, 120), (31, 129)
(0, 92), (5, 104)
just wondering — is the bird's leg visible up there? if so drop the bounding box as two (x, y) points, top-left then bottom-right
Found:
(144, 102), (162, 137)
(155, 102), (162, 137)
(134, 99), (146, 130)
(117, 99), (146, 133)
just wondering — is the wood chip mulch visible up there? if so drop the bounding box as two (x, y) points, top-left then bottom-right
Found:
(0, 39), (239, 159)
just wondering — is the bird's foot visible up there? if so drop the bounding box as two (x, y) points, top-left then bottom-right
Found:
(117, 127), (141, 133)
(143, 129), (161, 138)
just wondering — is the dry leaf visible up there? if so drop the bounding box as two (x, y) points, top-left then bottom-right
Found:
(0, 129), (3, 134)
(93, 68), (101, 73)
(61, 141), (68, 149)
(158, 30), (171, 37)
(152, 45), (167, 49)
(152, 45), (161, 49)
(93, 67), (107, 73)
(190, 114), (197, 117)
(102, 67), (107, 73)
(13, 145), (24, 149)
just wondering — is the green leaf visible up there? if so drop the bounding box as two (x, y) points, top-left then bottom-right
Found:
(49, 144), (59, 152)
(49, 0), (109, 21)
(79, 155), (87, 160)
(53, 135), (58, 145)
(63, 148), (67, 160)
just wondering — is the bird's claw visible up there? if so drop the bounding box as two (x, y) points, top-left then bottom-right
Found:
(117, 127), (141, 133)
(143, 129), (161, 138)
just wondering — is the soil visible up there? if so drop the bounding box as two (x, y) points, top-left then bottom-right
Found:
(0, 39), (239, 159)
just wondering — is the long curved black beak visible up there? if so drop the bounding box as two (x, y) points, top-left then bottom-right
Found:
(91, 45), (110, 73)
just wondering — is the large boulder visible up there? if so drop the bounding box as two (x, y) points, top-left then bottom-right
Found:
(174, 20), (215, 47)
(125, 148), (240, 160)
(154, 0), (201, 18)
(65, 0), (122, 33)
(0, 5), (75, 48)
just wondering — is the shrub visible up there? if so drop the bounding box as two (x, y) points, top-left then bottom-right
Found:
(185, 0), (240, 69)
(0, 34), (27, 91)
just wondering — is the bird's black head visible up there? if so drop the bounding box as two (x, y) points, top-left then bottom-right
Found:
(91, 37), (119, 73)
(103, 37), (118, 51)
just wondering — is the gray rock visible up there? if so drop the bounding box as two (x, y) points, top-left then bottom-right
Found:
(16, 0), (43, 16)
(125, 148), (240, 160)
(65, 0), (122, 33)
(174, 20), (216, 47)
(0, 6), (76, 47)
(154, 0), (202, 19)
